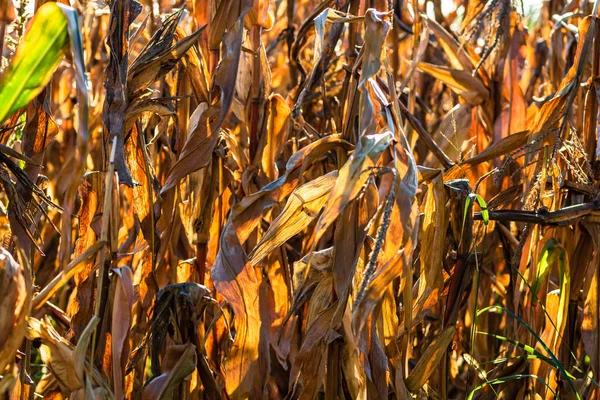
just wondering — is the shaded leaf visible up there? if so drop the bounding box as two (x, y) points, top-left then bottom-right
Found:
(405, 325), (456, 392)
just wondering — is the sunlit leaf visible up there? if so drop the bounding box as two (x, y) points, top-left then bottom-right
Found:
(0, 2), (68, 124)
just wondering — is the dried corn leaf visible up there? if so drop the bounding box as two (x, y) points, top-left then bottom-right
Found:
(253, 94), (291, 180)
(417, 63), (489, 106)
(162, 17), (246, 192)
(127, 10), (205, 100)
(359, 9), (391, 88)
(143, 344), (197, 400)
(27, 317), (111, 397)
(405, 325), (456, 391)
(315, 131), (393, 244)
(424, 15), (480, 75)
(0, 248), (30, 377)
(211, 222), (262, 399)
(231, 134), (352, 243)
(111, 267), (134, 400)
(249, 171), (337, 266)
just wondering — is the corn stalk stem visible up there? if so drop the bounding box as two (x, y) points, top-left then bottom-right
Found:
(90, 138), (116, 367)
(249, 25), (262, 162)
(473, 201), (600, 226)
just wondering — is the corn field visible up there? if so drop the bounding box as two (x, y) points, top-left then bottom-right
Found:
(0, 0), (600, 398)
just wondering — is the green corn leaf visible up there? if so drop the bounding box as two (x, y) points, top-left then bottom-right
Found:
(0, 2), (69, 125)
(474, 194), (488, 225)
(463, 193), (489, 229)
(532, 238), (569, 302)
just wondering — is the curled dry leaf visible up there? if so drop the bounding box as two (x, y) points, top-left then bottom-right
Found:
(315, 131), (393, 244)
(417, 63), (490, 106)
(162, 16), (247, 193)
(0, 248), (30, 383)
(26, 317), (111, 398)
(211, 222), (263, 399)
(127, 10), (206, 101)
(249, 170), (337, 266)
(359, 9), (391, 88)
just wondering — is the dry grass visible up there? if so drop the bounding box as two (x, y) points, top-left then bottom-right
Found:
(0, 0), (599, 399)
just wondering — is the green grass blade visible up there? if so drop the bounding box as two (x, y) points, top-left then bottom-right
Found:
(467, 374), (558, 400)
(477, 305), (580, 399)
(509, 254), (579, 365)
(477, 331), (577, 380)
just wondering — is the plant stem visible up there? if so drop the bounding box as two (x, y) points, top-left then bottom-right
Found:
(249, 25), (262, 162)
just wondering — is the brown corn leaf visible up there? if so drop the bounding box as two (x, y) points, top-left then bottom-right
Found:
(497, 18), (527, 137)
(208, 0), (252, 51)
(253, 93), (291, 180)
(27, 317), (111, 397)
(231, 134), (352, 244)
(211, 222), (262, 399)
(249, 171), (337, 266)
(424, 15), (480, 75)
(359, 9), (392, 87)
(415, 173), (446, 316)
(179, 27), (211, 102)
(527, 16), (594, 150)
(124, 97), (175, 135)
(289, 305), (339, 399)
(351, 202), (417, 334)
(332, 181), (378, 313)
(0, 248), (30, 380)
(111, 266), (134, 400)
(405, 325), (456, 392)
(127, 13), (206, 100)
(315, 131), (393, 244)
(460, 0), (485, 30)
(162, 17), (246, 192)
(417, 63), (489, 106)
(443, 130), (529, 181)
(340, 305), (367, 399)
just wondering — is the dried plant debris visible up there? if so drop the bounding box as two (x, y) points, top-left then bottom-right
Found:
(0, 0), (599, 399)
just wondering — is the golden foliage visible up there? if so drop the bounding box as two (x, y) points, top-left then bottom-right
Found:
(0, 0), (599, 399)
